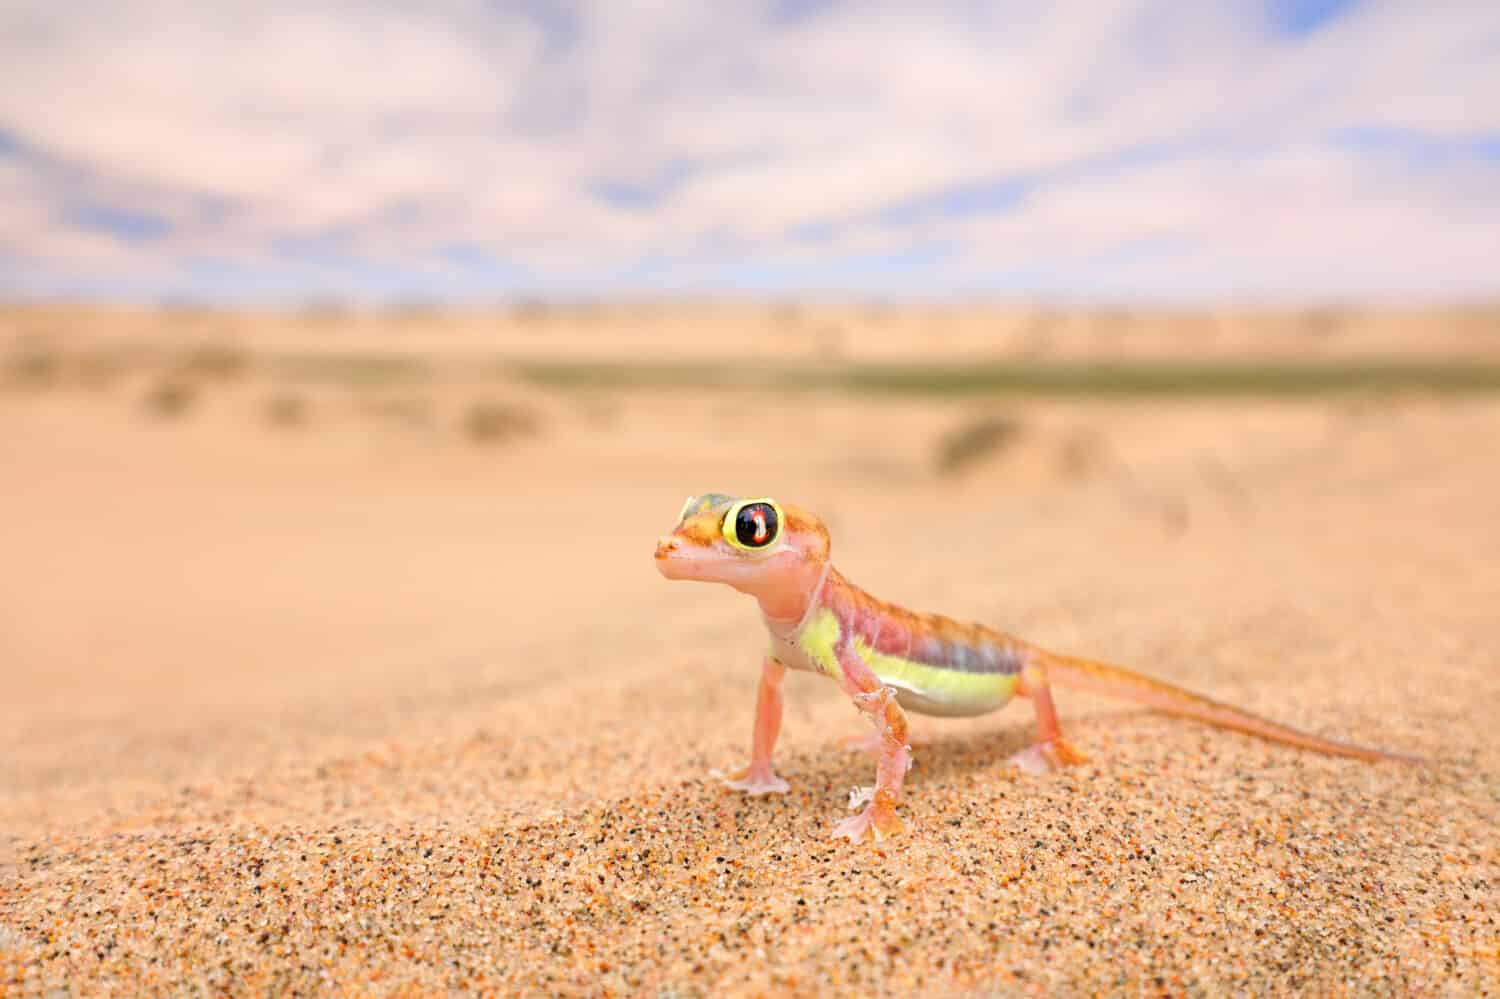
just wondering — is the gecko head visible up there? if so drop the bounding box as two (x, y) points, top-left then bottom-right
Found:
(654, 493), (830, 605)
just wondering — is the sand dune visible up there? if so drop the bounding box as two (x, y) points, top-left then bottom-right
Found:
(2, 307), (1497, 995)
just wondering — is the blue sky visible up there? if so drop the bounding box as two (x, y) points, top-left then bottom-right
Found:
(1, 0), (1497, 303)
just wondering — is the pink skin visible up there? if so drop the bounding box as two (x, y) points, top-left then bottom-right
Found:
(830, 643), (910, 841)
(653, 502), (940, 841)
(660, 497), (1417, 843)
(1009, 662), (1088, 774)
(722, 656), (791, 795)
(842, 730), (885, 755)
(653, 525), (822, 622)
(657, 503), (876, 832)
(655, 501), (1081, 842)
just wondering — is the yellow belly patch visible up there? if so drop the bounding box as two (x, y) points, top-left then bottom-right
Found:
(857, 644), (1017, 717)
(794, 609), (1018, 717)
(796, 608), (844, 677)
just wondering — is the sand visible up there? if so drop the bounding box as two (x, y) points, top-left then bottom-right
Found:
(2, 309), (1498, 995)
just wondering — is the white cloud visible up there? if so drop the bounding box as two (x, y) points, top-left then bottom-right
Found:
(0, 0), (1496, 299)
(932, 146), (1499, 300)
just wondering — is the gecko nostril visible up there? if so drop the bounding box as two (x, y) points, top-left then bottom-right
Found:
(655, 536), (681, 558)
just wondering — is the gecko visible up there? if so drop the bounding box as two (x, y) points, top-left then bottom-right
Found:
(654, 493), (1420, 843)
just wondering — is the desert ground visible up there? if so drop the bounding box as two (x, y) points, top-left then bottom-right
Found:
(2, 304), (1498, 995)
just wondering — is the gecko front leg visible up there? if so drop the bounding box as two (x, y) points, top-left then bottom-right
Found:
(723, 655), (792, 795)
(831, 642), (911, 842)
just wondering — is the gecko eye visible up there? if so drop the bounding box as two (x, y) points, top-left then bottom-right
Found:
(723, 498), (782, 551)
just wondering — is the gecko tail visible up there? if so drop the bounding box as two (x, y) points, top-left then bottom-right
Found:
(1035, 649), (1423, 764)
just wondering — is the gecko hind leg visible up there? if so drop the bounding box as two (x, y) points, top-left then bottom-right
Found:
(1009, 661), (1088, 775)
(723, 656), (791, 795)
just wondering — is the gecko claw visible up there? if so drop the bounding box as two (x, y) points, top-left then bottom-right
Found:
(722, 764), (790, 796)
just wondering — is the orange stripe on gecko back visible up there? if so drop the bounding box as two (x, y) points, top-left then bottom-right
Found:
(822, 571), (1025, 676)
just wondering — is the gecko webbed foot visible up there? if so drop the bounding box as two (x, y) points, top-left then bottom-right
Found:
(722, 763), (790, 795)
(831, 802), (904, 843)
(1008, 738), (1088, 775)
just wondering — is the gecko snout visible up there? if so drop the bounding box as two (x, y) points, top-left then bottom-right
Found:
(655, 536), (681, 560)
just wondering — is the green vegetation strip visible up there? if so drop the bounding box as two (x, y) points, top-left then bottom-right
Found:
(267, 353), (434, 383)
(513, 360), (1500, 397)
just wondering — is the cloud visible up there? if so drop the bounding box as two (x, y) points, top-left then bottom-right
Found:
(0, 0), (1496, 301)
